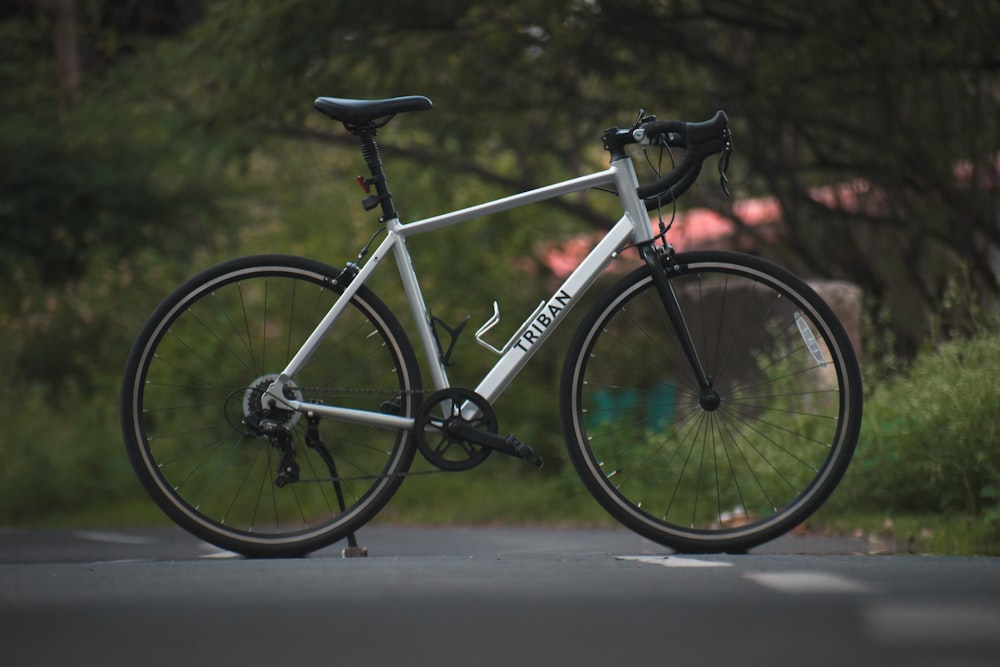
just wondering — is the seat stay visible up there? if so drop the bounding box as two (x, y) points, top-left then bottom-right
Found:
(262, 231), (400, 412)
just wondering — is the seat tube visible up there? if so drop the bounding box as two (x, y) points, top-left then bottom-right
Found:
(389, 227), (451, 392)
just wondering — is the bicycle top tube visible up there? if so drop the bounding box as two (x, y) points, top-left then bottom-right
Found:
(389, 164), (648, 243)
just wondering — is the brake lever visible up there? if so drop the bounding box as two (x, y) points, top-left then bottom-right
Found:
(717, 130), (734, 197)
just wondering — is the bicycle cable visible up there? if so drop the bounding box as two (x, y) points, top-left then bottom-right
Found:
(647, 133), (678, 245)
(358, 226), (387, 263)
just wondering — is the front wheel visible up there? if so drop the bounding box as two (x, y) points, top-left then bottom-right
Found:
(121, 255), (422, 557)
(560, 250), (862, 553)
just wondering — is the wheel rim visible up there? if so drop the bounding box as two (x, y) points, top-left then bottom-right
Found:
(568, 259), (859, 547)
(125, 262), (417, 549)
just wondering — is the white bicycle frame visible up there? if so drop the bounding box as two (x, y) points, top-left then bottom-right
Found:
(263, 153), (654, 429)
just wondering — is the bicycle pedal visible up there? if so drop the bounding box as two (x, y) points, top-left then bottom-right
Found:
(342, 545), (369, 558)
(506, 434), (544, 469)
(447, 423), (544, 468)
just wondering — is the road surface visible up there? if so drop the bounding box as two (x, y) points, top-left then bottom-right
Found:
(2, 525), (999, 666)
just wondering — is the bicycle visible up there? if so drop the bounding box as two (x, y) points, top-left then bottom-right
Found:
(121, 95), (862, 557)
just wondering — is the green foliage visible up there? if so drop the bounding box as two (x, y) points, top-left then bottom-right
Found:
(0, 123), (198, 288)
(3, 1), (1000, 555)
(0, 3), (218, 288)
(832, 331), (1000, 533)
(0, 243), (196, 523)
(0, 380), (143, 525)
(162, 0), (1000, 357)
(0, 14), (55, 112)
(382, 458), (612, 526)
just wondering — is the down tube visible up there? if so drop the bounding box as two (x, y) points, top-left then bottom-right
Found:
(474, 215), (634, 403)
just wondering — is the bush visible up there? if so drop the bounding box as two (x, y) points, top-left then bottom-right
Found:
(834, 331), (1000, 531)
(0, 380), (144, 524)
(0, 248), (196, 524)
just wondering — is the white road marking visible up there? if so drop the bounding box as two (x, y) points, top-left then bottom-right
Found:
(743, 571), (871, 594)
(200, 549), (241, 559)
(73, 531), (156, 545)
(618, 556), (872, 595)
(617, 555), (733, 568)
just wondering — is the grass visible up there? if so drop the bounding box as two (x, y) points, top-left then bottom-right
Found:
(807, 507), (1000, 556)
(5, 286), (1000, 556)
(30, 476), (998, 556)
(16, 446), (999, 557)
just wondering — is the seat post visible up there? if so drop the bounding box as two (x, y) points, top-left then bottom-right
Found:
(356, 126), (399, 222)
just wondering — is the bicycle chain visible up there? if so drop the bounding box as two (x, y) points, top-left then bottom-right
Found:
(292, 468), (443, 483)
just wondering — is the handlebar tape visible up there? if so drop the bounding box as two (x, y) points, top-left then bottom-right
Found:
(635, 110), (729, 206)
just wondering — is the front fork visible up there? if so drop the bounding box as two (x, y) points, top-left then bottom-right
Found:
(639, 243), (714, 397)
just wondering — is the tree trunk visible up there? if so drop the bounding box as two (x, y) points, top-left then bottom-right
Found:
(36, 0), (80, 116)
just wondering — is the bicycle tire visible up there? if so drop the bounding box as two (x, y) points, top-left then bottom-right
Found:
(560, 250), (862, 553)
(121, 254), (422, 557)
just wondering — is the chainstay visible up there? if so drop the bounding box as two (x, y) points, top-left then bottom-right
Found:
(291, 386), (439, 482)
(298, 387), (426, 397)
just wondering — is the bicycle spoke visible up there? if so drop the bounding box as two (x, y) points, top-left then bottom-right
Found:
(562, 250), (861, 553)
(122, 256), (421, 557)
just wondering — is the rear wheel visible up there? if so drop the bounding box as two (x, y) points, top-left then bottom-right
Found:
(560, 250), (862, 553)
(121, 255), (421, 557)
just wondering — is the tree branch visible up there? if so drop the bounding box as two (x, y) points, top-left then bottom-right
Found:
(261, 124), (615, 229)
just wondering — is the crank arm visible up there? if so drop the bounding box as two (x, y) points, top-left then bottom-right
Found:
(446, 423), (543, 468)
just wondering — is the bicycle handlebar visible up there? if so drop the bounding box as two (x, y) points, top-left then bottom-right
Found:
(630, 110), (732, 208)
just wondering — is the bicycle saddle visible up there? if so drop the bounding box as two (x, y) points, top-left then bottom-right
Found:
(314, 95), (433, 125)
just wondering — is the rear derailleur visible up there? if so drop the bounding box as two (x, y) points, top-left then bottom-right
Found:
(243, 415), (300, 487)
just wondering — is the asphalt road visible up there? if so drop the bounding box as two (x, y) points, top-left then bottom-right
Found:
(2, 525), (999, 667)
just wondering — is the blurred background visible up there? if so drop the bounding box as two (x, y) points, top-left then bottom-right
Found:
(2, 0), (998, 553)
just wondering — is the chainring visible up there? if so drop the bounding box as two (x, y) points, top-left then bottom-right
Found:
(414, 388), (497, 471)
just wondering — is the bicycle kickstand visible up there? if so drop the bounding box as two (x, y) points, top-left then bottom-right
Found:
(343, 533), (368, 559)
(305, 414), (369, 558)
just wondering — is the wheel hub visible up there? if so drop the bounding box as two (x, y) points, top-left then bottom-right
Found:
(236, 374), (304, 434)
(699, 387), (722, 412)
